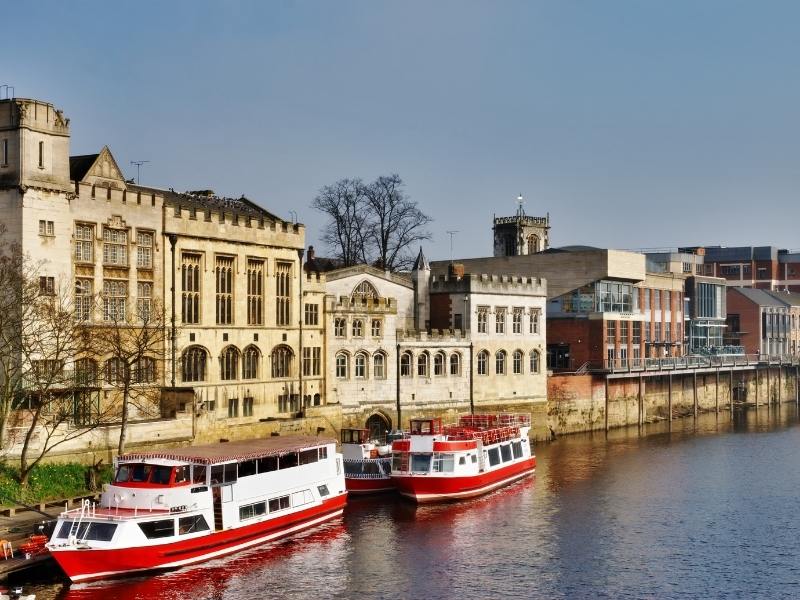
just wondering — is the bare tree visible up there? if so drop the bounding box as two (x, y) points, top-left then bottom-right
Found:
(16, 281), (103, 484)
(0, 229), (111, 484)
(363, 174), (432, 271)
(311, 175), (431, 271)
(0, 228), (38, 453)
(311, 178), (370, 267)
(89, 297), (167, 455)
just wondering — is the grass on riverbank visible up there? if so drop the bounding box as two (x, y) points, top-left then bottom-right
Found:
(0, 463), (113, 507)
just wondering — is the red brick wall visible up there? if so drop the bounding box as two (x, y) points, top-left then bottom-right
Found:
(725, 290), (761, 354)
(547, 319), (604, 366)
(429, 294), (452, 330)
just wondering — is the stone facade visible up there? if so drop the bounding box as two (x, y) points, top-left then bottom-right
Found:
(0, 97), (321, 433)
(323, 257), (549, 439)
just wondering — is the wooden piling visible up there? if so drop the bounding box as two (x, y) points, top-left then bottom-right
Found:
(693, 371), (698, 418)
(638, 375), (644, 427)
(668, 373), (673, 422)
(715, 369), (720, 414)
(604, 377), (609, 433)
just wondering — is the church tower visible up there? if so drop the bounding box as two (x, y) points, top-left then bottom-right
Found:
(492, 194), (550, 257)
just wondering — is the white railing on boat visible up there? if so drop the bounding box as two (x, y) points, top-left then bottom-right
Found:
(59, 501), (198, 521)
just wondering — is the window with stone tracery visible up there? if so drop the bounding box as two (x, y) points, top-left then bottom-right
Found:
(351, 280), (379, 300)
(181, 253), (201, 324)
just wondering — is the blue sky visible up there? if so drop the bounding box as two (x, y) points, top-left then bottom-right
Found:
(3, 1), (799, 259)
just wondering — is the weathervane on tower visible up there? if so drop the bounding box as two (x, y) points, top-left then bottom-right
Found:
(492, 192), (551, 257)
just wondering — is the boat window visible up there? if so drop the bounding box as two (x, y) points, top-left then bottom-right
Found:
(150, 466), (173, 485)
(279, 452), (298, 470)
(239, 459), (257, 478)
(56, 521), (118, 541)
(257, 456), (278, 473)
(138, 519), (175, 539)
(487, 448), (500, 467)
(318, 446), (328, 460)
(432, 453), (455, 473)
(317, 484), (329, 497)
(178, 514), (210, 535)
(210, 463), (237, 486)
(459, 456), (466, 465)
(239, 501), (267, 521)
(192, 465), (207, 484)
(292, 490), (312, 507)
(131, 464), (152, 482)
(411, 454), (431, 473)
(299, 449), (318, 465)
(471, 455), (478, 463)
(392, 453), (408, 472)
(174, 465), (190, 484)
(114, 464), (132, 482)
(512, 441), (523, 459)
(500, 445), (512, 463)
(268, 495), (291, 513)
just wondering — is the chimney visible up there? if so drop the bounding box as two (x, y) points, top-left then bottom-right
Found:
(449, 263), (465, 278)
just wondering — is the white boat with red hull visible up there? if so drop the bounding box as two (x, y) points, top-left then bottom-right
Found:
(341, 428), (408, 494)
(390, 414), (535, 503)
(46, 435), (347, 582)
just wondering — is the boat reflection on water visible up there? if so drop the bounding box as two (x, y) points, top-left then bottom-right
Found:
(395, 474), (535, 522)
(45, 521), (348, 600)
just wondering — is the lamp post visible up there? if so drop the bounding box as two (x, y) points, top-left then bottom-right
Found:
(297, 248), (305, 413)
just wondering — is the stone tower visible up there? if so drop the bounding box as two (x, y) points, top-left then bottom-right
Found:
(492, 194), (550, 257)
(411, 246), (431, 330)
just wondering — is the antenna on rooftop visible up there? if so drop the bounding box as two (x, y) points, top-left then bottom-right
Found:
(130, 160), (150, 185)
(446, 230), (459, 262)
(0, 85), (15, 100)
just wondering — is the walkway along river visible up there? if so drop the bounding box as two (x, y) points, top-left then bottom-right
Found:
(20, 405), (800, 599)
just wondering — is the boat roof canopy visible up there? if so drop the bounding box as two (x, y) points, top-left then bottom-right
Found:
(119, 435), (335, 466)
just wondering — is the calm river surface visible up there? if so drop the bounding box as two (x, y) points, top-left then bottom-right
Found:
(22, 406), (800, 599)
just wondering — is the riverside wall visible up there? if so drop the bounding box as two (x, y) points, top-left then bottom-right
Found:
(548, 365), (800, 435)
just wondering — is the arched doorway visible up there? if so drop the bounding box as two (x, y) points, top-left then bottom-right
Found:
(366, 413), (391, 441)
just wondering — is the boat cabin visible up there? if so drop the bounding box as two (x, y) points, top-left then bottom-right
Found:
(409, 418), (442, 435)
(341, 428), (370, 445)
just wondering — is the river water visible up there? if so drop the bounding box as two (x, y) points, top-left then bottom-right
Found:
(22, 405), (800, 599)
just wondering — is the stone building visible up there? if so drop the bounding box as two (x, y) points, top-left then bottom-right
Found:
(0, 96), (320, 433)
(319, 250), (548, 438)
(493, 195), (550, 257)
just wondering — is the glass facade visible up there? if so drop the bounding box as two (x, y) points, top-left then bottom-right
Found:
(554, 280), (638, 315)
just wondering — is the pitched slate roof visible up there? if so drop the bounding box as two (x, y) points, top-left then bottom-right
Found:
(730, 287), (788, 307)
(69, 153), (99, 182)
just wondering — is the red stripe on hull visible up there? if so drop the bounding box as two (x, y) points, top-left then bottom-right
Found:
(392, 458), (536, 503)
(345, 477), (395, 494)
(50, 493), (347, 582)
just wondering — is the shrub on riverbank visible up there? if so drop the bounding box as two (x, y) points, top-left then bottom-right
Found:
(0, 463), (113, 507)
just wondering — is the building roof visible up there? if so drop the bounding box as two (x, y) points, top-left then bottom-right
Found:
(119, 435), (335, 465)
(412, 247), (429, 271)
(131, 185), (284, 223)
(764, 290), (800, 307)
(69, 153), (99, 182)
(540, 245), (602, 254)
(702, 246), (779, 262)
(729, 287), (788, 308)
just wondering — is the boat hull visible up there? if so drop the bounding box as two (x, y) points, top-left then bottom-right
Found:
(392, 457), (535, 503)
(345, 476), (395, 494)
(49, 492), (347, 583)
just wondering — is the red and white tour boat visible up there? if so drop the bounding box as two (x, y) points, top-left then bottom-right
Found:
(46, 435), (347, 582)
(341, 428), (396, 494)
(390, 414), (535, 503)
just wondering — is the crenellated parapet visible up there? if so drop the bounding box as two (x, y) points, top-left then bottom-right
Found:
(430, 272), (546, 297)
(325, 295), (398, 314)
